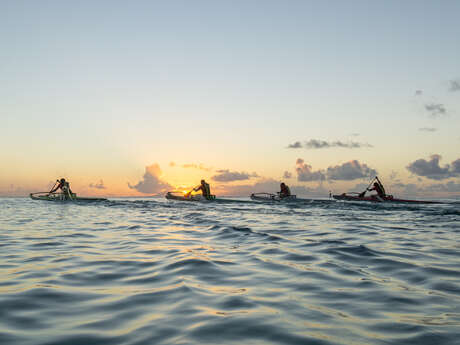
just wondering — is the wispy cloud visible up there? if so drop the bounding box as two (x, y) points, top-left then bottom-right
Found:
(287, 139), (373, 150)
(89, 179), (106, 189)
(283, 171), (292, 179)
(448, 79), (460, 92)
(415, 90), (423, 96)
(425, 103), (446, 117)
(406, 155), (460, 180)
(182, 163), (212, 171)
(389, 170), (398, 180)
(418, 127), (437, 132)
(212, 170), (259, 182)
(128, 164), (172, 194)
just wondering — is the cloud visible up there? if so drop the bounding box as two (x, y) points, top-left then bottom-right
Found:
(389, 170), (398, 180)
(425, 103), (446, 117)
(424, 181), (460, 193)
(288, 139), (373, 150)
(419, 127), (437, 132)
(295, 159), (377, 182)
(89, 179), (106, 189)
(451, 159), (460, 174)
(406, 155), (460, 180)
(170, 162), (212, 171)
(212, 169), (259, 182)
(350, 133), (360, 137)
(415, 90), (423, 96)
(305, 139), (331, 149)
(326, 160), (377, 181)
(214, 178), (328, 197)
(283, 171), (292, 179)
(182, 163), (212, 171)
(128, 164), (172, 194)
(449, 79), (460, 92)
(287, 141), (302, 149)
(388, 181), (460, 197)
(296, 158), (326, 182)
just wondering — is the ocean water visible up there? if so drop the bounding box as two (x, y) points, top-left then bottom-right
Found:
(1, 196), (459, 345)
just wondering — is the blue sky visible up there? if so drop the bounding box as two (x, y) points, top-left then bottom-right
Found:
(1, 1), (459, 196)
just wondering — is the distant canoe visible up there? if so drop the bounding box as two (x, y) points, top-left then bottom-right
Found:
(30, 192), (107, 202)
(332, 193), (439, 204)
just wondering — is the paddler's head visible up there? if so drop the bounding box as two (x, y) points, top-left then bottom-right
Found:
(201, 179), (205, 185)
(280, 182), (285, 187)
(60, 178), (66, 183)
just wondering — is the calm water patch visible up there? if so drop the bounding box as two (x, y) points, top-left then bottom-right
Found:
(0, 197), (459, 345)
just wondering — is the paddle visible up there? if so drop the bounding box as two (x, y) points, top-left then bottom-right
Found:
(48, 180), (58, 195)
(359, 177), (377, 198)
(185, 186), (198, 198)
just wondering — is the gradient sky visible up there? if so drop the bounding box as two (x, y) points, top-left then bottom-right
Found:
(1, 1), (459, 197)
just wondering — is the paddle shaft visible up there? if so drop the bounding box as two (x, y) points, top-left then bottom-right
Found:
(48, 180), (58, 194)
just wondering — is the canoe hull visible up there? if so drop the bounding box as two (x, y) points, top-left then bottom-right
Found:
(30, 193), (107, 202)
(333, 194), (439, 204)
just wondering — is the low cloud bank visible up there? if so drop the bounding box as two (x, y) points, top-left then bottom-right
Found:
(128, 164), (172, 194)
(327, 160), (377, 181)
(295, 159), (377, 182)
(89, 179), (106, 189)
(215, 178), (328, 197)
(407, 155), (460, 180)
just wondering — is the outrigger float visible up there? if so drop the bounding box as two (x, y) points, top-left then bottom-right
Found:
(250, 193), (297, 202)
(30, 192), (107, 202)
(165, 191), (216, 202)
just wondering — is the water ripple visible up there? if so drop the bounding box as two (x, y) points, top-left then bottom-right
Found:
(0, 197), (459, 344)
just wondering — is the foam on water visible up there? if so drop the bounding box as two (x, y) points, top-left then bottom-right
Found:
(0, 197), (459, 345)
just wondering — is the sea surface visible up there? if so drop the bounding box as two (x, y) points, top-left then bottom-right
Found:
(1, 196), (459, 345)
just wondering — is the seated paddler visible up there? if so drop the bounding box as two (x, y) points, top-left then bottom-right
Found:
(360, 177), (386, 200)
(189, 179), (213, 200)
(50, 178), (73, 199)
(279, 182), (291, 199)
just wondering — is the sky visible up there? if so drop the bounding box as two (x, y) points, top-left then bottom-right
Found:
(1, 0), (459, 198)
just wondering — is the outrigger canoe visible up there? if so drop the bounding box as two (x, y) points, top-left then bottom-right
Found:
(250, 193), (297, 202)
(30, 192), (107, 202)
(333, 193), (440, 204)
(165, 191), (216, 202)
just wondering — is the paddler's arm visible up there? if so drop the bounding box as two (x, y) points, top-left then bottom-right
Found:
(49, 180), (61, 193)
